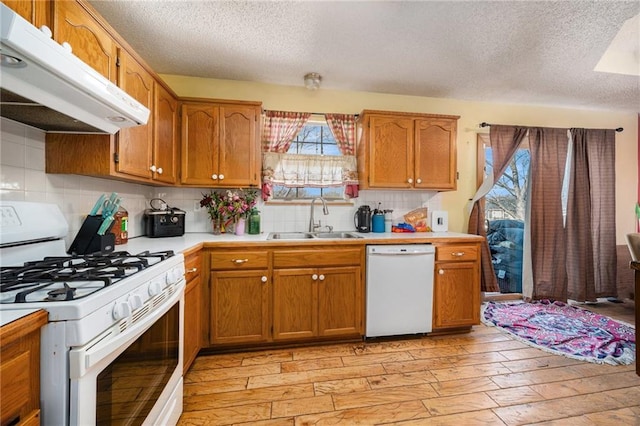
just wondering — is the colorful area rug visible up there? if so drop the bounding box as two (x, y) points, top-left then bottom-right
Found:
(481, 300), (636, 365)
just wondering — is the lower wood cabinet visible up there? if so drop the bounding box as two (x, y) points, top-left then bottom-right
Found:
(206, 246), (364, 348)
(209, 269), (270, 345)
(183, 249), (202, 372)
(208, 250), (270, 345)
(433, 243), (481, 329)
(0, 310), (48, 426)
(272, 266), (361, 341)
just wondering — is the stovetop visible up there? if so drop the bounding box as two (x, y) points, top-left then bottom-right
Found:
(1, 250), (175, 304)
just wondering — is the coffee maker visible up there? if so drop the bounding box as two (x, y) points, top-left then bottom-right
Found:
(354, 205), (372, 233)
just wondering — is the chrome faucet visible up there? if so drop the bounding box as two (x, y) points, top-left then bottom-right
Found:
(309, 197), (329, 232)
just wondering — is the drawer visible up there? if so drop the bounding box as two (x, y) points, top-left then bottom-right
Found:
(184, 251), (202, 280)
(436, 245), (479, 262)
(273, 248), (361, 268)
(1, 351), (31, 425)
(210, 251), (268, 270)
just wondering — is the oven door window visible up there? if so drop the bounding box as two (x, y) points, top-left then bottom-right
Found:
(96, 303), (179, 425)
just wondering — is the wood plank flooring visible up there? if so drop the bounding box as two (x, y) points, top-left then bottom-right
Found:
(179, 299), (638, 425)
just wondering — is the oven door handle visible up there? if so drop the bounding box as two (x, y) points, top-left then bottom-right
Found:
(69, 282), (184, 379)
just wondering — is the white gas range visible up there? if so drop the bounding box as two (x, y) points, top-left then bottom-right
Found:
(0, 201), (185, 425)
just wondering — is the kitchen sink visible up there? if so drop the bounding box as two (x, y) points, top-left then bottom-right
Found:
(313, 232), (362, 239)
(267, 232), (315, 240)
(267, 231), (362, 240)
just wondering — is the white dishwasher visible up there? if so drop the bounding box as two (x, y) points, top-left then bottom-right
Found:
(366, 244), (435, 337)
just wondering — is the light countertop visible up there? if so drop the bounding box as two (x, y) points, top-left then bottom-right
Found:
(115, 231), (483, 255)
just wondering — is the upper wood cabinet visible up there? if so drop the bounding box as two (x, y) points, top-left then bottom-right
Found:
(115, 50), (155, 180)
(153, 83), (179, 184)
(53, 0), (119, 83)
(4, 0), (51, 28)
(357, 110), (459, 191)
(181, 100), (262, 187)
(46, 75), (180, 185)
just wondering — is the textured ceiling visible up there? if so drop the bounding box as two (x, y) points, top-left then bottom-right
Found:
(88, 0), (640, 112)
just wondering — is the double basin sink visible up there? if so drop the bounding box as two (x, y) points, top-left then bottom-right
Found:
(267, 231), (363, 240)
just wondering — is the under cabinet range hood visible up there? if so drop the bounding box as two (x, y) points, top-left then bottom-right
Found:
(0, 4), (149, 134)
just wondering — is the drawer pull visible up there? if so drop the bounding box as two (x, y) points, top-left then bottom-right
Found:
(451, 252), (466, 257)
(186, 267), (198, 273)
(232, 259), (249, 264)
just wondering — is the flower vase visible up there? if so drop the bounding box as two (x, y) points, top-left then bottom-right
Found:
(212, 219), (222, 235)
(235, 218), (246, 236)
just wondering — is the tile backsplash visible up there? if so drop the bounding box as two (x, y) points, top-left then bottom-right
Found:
(0, 119), (441, 245)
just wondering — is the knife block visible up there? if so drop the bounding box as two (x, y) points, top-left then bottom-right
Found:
(68, 215), (116, 255)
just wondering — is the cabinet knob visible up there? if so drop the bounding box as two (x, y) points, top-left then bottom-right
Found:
(232, 258), (249, 264)
(157, 167), (163, 175)
(319, 274), (325, 281)
(451, 252), (465, 257)
(438, 269), (445, 275)
(211, 174), (218, 180)
(312, 274), (318, 280)
(149, 164), (157, 172)
(219, 174), (225, 180)
(261, 276), (268, 283)
(407, 178), (413, 184)
(416, 178), (422, 184)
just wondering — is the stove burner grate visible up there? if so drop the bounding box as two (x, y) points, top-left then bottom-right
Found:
(46, 283), (76, 302)
(1, 250), (175, 303)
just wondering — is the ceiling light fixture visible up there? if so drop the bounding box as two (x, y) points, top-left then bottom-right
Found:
(304, 72), (322, 90)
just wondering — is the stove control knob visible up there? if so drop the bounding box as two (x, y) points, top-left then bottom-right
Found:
(149, 280), (163, 296)
(112, 301), (131, 321)
(166, 267), (183, 285)
(129, 294), (144, 311)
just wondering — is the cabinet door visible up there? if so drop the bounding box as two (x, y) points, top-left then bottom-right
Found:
(317, 267), (362, 337)
(4, 0), (50, 27)
(272, 268), (317, 340)
(218, 105), (260, 187)
(414, 118), (457, 190)
(53, 0), (118, 82)
(368, 115), (413, 188)
(115, 50), (154, 179)
(184, 275), (201, 372)
(153, 83), (179, 184)
(210, 270), (269, 344)
(433, 261), (480, 328)
(181, 104), (219, 185)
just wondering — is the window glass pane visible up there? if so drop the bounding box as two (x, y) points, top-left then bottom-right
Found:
(273, 120), (347, 201)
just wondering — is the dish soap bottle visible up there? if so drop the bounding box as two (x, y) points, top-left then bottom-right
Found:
(113, 206), (128, 244)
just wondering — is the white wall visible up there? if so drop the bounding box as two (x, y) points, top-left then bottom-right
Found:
(0, 118), (440, 246)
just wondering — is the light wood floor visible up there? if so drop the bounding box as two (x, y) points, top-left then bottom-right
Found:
(179, 299), (638, 425)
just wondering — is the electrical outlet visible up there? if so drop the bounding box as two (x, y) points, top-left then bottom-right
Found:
(194, 201), (202, 212)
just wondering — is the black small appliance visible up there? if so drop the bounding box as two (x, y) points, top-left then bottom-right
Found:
(144, 198), (185, 237)
(354, 205), (372, 233)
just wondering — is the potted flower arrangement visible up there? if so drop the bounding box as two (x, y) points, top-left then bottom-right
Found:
(200, 189), (258, 235)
